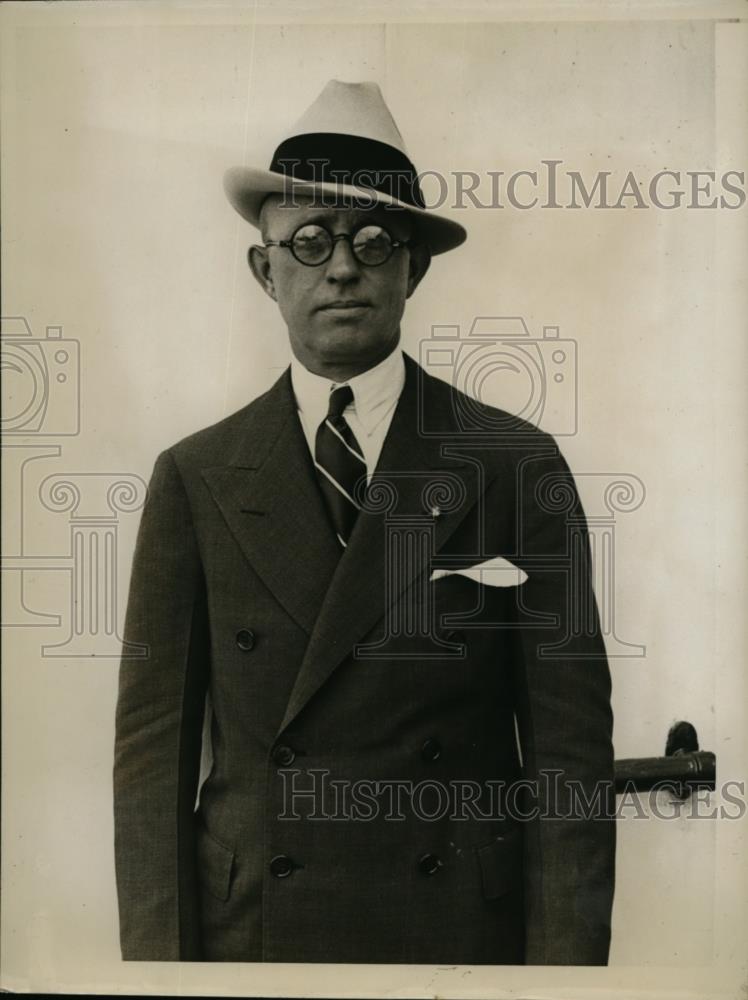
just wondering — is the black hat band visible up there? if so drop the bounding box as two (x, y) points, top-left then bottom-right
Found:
(269, 132), (426, 210)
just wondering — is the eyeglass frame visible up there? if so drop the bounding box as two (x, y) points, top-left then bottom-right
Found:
(262, 221), (417, 267)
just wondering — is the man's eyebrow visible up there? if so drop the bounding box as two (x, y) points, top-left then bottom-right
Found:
(283, 207), (391, 227)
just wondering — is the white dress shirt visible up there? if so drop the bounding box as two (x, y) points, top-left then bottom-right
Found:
(290, 345), (406, 483)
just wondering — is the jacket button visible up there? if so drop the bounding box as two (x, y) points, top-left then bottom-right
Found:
(421, 738), (442, 762)
(445, 628), (467, 646)
(236, 628), (256, 651)
(272, 744), (296, 767)
(269, 854), (294, 878)
(418, 853), (444, 877)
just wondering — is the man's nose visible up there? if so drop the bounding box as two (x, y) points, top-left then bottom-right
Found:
(324, 237), (361, 282)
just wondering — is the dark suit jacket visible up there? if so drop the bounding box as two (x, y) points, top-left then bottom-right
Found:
(113, 353), (615, 964)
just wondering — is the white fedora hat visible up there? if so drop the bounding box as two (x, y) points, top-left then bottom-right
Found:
(223, 79), (466, 256)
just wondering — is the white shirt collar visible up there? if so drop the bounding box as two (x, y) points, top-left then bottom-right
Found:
(290, 344), (406, 438)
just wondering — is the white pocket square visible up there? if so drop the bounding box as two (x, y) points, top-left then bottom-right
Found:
(430, 556), (528, 587)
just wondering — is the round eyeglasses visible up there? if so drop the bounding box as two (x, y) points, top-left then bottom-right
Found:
(263, 222), (414, 267)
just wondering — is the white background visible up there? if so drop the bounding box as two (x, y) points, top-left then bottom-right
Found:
(2, 2), (746, 997)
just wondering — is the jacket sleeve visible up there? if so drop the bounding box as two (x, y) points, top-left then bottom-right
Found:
(510, 441), (616, 965)
(113, 447), (210, 961)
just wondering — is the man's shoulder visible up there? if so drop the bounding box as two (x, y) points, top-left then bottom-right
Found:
(154, 356), (562, 474)
(159, 370), (289, 470)
(412, 355), (559, 456)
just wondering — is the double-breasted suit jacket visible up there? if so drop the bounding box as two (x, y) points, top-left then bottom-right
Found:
(113, 352), (616, 965)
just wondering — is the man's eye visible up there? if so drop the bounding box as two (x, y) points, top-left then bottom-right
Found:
(294, 228), (328, 249)
(355, 227), (389, 249)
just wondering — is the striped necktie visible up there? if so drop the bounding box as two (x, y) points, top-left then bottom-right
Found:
(314, 384), (367, 548)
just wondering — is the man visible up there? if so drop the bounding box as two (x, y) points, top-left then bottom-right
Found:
(113, 80), (615, 965)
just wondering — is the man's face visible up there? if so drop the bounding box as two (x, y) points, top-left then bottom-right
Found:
(249, 195), (431, 377)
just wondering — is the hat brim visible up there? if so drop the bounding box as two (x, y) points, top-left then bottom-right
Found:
(223, 166), (466, 256)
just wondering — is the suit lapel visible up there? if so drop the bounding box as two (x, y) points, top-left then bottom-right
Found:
(201, 369), (340, 636)
(278, 355), (489, 734)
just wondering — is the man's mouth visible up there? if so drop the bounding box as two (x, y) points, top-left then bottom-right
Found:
(317, 300), (372, 312)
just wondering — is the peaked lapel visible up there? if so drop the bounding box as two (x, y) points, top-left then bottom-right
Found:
(278, 354), (493, 734)
(201, 369), (340, 636)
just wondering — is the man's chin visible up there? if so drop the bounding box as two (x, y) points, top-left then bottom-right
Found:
(314, 327), (385, 360)
(291, 321), (399, 371)
(315, 316), (374, 340)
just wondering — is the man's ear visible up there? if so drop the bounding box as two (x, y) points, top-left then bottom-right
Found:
(405, 242), (431, 299)
(248, 245), (277, 301)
